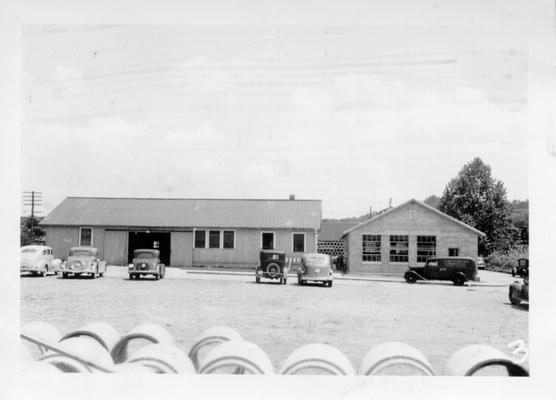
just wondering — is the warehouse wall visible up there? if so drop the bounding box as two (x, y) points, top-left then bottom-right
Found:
(345, 202), (480, 276)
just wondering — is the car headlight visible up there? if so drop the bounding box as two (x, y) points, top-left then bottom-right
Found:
(128, 263), (134, 269)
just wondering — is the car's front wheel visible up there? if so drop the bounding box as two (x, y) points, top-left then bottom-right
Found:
(405, 272), (417, 284)
(62, 272), (68, 279)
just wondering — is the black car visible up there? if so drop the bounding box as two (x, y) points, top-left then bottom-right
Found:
(128, 249), (165, 280)
(512, 258), (529, 278)
(255, 250), (288, 284)
(404, 257), (478, 286)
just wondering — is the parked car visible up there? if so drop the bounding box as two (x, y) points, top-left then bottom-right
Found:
(297, 253), (334, 287)
(404, 257), (478, 286)
(128, 249), (165, 280)
(61, 247), (107, 279)
(255, 250), (288, 284)
(509, 267), (528, 306)
(512, 258), (528, 278)
(20, 245), (60, 276)
(476, 256), (486, 270)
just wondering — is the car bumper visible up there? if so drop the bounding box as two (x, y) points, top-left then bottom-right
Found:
(20, 265), (43, 273)
(61, 267), (95, 274)
(298, 275), (333, 282)
(129, 270), (158, 275)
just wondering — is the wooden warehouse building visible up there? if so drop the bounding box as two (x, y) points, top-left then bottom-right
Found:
(40, 197), (322, 268)
(342, 199), (485, 276)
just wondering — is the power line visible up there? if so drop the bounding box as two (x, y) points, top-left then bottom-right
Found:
(22, 191), (42, 244)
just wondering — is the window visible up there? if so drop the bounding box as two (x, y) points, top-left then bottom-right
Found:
(194, 230), (206, 248)
(389, 235), (408, 262)
(79, 227), (92, 246)
(362, 234), (381, 262)
(261, 232), (274, 250)
(209, 230), (221, 248)
(448, 248), (459, 257)
(417, 235), (436, 263)
(223, 230), (235, 249)
(293, 233), (305, 252)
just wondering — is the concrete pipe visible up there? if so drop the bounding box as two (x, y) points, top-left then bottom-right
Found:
(357, 342), (435, 376)
(21, 321), (62, 357)
(21, 342), (34, 362)
(112, 363), (157, 373)
(111, 323), (175, 364)
(21, 361), (62, 373)
(198, 340), (274, 375)
(38, 336), (115, 373)
(61, 321), (121, 353)
(188, 326), (243, 371)
(280, 343), (355, 375)
(443, 344), (529, 376)
(126, 343), (196, 374)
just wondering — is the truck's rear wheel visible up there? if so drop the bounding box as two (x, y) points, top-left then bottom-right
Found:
(453, 275), (465, 286)
(509, 287), (521, 305)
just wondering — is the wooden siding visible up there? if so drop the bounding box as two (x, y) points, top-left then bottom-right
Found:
(192, 228), (316, 268)
(170, 231), (193, 267)
(103, 230), (128, 265)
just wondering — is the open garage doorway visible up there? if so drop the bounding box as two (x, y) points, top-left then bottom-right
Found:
(128, 231), (171, 265)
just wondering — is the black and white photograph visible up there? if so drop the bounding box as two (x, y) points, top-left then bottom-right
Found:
(2, 0), (555, 399)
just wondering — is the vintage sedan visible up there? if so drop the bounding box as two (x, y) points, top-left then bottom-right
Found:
(20, 245), (60, 276)
(128, 249), (165, 280)
(297, 253), (334, 287)
(61, 247), (107, 279)
(404, 257), (477, 286)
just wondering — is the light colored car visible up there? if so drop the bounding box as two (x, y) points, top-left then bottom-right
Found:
(128, 249), (165, 280)
(297, 253), (334, 287)
(20, 245), (60, 276)
(61, 247), (107, 279)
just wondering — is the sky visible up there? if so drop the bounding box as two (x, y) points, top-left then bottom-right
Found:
(21, 5), (529, 219)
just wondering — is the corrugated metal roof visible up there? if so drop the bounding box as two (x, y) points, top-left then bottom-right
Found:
(40, 197), (322, 229)
(319, 221), (358, 241)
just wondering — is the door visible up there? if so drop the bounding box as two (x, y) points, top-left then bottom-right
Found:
(104, 230), (128, 266)
(170, 231), (193, 267)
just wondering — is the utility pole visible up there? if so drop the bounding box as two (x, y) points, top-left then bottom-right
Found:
(23, 191), (42, 244)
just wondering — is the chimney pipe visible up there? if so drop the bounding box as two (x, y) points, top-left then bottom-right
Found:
(289, 194), (296, 200)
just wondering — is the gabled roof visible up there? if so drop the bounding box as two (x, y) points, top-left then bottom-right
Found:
(342, 199), (486, 237)
(40, 197), (322, 230)
(319, 221), (359, 241)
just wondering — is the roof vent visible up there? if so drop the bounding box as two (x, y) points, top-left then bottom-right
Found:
(289, 194), (296, 200)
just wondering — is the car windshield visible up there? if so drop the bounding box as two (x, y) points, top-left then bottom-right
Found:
(21, 248), (37, 254)
(69, 249), (95, 257)
(134, 252), (155, 258)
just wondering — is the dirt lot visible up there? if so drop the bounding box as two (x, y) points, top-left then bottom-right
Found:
(20, 268), (528, 374)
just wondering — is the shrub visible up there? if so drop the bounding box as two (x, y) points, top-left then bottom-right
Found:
(485, 245), (528, 273)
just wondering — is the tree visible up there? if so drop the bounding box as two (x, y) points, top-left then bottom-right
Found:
(423, 195), (441, 209)
(20, 216), (45, 246)
(510, 199), (528, 245)
(438, 158), (515, 255)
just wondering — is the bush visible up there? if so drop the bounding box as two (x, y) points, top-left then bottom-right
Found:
(485, 245), (528, 273)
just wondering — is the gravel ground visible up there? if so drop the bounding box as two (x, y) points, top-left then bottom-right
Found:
(20, 267), (529, 374)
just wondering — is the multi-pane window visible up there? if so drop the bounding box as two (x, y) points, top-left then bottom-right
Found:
(262, 232), (274, 250)
(79, 227), (92, 246)
(448, 247), (460, 257)
(223, 231), (235, 249)
(209, 230), (221, 248)
(194, 230), (206, 248)
(389, 235), (409, 262)
(293, 233), (305, 252)
(417, 235), (436, 263)
(362, 234), (381, 262)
